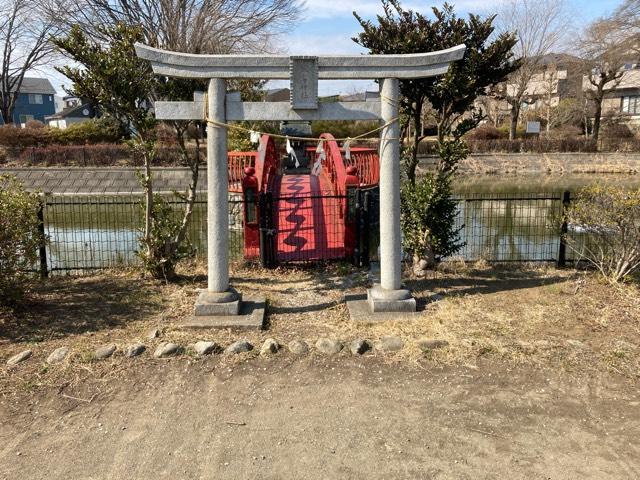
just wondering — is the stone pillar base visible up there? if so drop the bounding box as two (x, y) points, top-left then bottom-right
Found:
(194, 288), (241, 316)
(367, 284), (416, 313)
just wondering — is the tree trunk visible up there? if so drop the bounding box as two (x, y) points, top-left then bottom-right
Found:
(143, 150), (153, 257)
(546, 103), (551, 133)
(405, 109), (422, 186)
(0, 102), (14, 125)
(509, 103), (520, 140)
(592, 90), (603, 150)
(174, 134), (200, 248)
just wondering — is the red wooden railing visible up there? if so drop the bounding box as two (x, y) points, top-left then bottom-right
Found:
(318, 133), (347, 195)
(347, 147), (379, 186)
(241, 134), (280, 258)
(254, 134), (278, 192)
(305, 144), (379, 188)
(228, 151), (257, 193)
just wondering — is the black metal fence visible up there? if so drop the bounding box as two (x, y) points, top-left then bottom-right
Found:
(35, 190), (574, 276)
(40, 193), (244, 275)
(453, 192), (569, 263)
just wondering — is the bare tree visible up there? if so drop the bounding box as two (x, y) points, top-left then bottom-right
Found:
(0, 0), (60, 124)
(539, 65), (560, 133)
(48, 0), (301, 278)
(496, 0), (571, 139)
(580, 17), (629, 146)
(46, 0), (300, 54)
(612, 0), (640, 43)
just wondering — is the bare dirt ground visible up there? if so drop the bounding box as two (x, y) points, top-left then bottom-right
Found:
(0, 357), (639, 479)
(1, 263), (639, 478)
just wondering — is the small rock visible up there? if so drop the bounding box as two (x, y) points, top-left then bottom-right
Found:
(94, 345), (117, 360)
(350, 339), (371, 355)
(260, 338), (280, 355)
(147, 328), (161, 340)
(124, 344), (146, 358)
(416, 339), (449, 352)
(46, 347), (69, 364)
(154, 342), (181, 358)
(375, 336), (404, 352)
(193, 341), (218, 356)
(7, 349), (32, 366)
(566, 339), (586, 349)
(288, 340), (309, 355)
(225, 340), (253, 355)
(315, 338), (343, 355)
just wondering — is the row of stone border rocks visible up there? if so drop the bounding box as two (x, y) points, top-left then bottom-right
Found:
(5, 336), (451, 366)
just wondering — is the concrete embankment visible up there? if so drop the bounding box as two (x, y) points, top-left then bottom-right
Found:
(0, 167), (200, 194)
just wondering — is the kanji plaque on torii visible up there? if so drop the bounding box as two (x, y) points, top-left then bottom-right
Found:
(135, 43), (465, 327)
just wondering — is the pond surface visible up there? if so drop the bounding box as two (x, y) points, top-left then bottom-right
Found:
(40, 174), (638, 274)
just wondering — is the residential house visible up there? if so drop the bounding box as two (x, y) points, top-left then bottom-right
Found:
(476, 53), (582, 127)
(599, 63), (640, 128)
(45, 98), (98, 129)
(0, 77), (57, 126)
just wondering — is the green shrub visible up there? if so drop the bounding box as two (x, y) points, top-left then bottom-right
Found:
(49, 117), (126, 144)
(496, 124), (526, 138)
(24, 120), (46, 129)
(0, 117), (125, 151)
(311, 120), (379, 139)
(601, 122), (636, 140)
(467, 124), (503, 140)
(18, 143), (132, 166)
(565, 184), (640, 283)
(0, 176), (46, 303)
(401, 141), (465, 270)
(0, 124), (50, 148)
(136, 194), (195, 279)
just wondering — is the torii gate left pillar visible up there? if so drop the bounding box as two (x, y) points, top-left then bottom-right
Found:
(135, 44), (465, 326)
(199, 78), (239, 312)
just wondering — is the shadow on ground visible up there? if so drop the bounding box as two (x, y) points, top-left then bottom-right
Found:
(0, 276), (164, 343)
(407, 268), (572, 298)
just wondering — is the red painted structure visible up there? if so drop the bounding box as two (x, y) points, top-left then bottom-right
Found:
(235, 133), (379, 263)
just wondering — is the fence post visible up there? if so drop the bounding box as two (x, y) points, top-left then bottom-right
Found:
(353, 189), (362, 267)
(557, 190), (570, 268)
(361, 190), (372, 268)
(258, 192), (277, 268)
(37, 198), (48, 278)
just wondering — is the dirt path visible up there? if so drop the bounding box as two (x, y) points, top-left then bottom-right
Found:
(1, 357), (638, 479)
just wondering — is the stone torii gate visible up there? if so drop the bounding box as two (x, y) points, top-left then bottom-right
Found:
(135, 43), (465, 327)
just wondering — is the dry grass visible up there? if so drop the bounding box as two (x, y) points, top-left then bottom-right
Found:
(1, 260), (639, 395)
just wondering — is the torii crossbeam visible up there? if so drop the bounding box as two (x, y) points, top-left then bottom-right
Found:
(135, 43), (465, 326)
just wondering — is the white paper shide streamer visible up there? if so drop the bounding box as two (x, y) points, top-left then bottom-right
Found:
(343, 139), (351, 160)
(311, 140), (324, 177)
(249, 130), (261, 144)
(286, 137), (300, 168)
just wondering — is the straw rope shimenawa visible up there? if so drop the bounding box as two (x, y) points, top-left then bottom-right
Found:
(204, 116), (400, 143)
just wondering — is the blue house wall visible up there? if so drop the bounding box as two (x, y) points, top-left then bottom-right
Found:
(0, 92), (56, 125)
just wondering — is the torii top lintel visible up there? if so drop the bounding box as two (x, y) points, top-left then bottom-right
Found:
(133, 43), (466, 80)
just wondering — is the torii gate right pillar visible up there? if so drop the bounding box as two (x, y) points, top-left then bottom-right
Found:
(367, 78), (416, 312)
